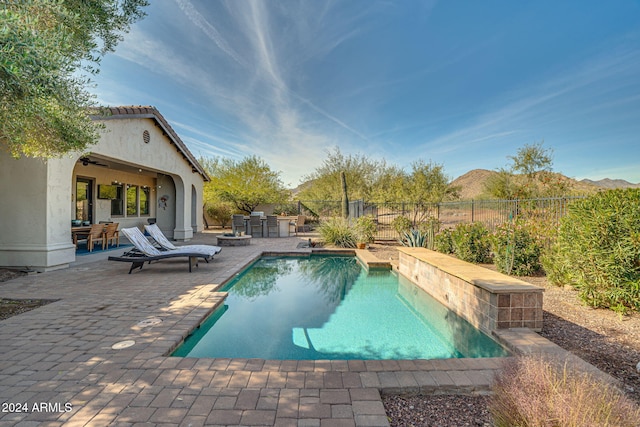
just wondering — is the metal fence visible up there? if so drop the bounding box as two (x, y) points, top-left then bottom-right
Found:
(296, 196), (585, 241)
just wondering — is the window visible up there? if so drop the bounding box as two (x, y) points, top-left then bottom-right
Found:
(140, 186), (150, 215)
(127, 185), (138, 216)
(110, 185), (124, 216)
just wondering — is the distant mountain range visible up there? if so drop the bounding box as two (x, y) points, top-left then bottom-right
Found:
(291, 169), (639, 200)
(449, 169), (640, 200)
(579, 178), (640, 190)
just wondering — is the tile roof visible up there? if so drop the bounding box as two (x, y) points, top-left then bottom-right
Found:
(89, 106), (210, 181)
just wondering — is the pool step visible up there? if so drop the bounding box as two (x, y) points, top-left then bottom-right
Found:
(355, 249), (392, 271)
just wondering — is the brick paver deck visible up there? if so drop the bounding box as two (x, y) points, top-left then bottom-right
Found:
(0, 232), (607, 426)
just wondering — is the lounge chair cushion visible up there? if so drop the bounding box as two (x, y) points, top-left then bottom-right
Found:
(144, 224), (221, 257)
(110, 227), (219, 273)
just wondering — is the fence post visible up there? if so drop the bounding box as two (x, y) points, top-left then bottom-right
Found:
(471, 199), (474, 222)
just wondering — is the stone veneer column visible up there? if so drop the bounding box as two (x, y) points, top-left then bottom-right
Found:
(396, 247), (544, 335)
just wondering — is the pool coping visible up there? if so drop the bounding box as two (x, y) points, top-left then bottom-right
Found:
(168, 249), (620, 394)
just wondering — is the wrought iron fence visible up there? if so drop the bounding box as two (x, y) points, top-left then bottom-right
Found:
(296, 196), (585, 241)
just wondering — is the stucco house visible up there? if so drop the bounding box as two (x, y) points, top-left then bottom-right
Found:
(0, 106), (209, 271)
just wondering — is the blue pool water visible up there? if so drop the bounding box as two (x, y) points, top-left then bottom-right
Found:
(172, 255), (508, 360)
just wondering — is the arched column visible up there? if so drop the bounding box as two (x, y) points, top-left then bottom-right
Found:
(170, 174), (193, 240)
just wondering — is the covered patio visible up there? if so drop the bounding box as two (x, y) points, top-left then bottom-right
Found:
(0, 106), (209, 271)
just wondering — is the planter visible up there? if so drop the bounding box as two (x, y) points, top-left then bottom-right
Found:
(357, 242), (366, 249)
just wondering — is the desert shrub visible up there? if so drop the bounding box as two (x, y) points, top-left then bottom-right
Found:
(434, 228), (454, 254)
(205, 202), (233, 228)
(542, 189), (640, 313)
(490, 355), (640, 427)
(354, 215), (377, 243)
(317, 218), (357, 248)
(491, 220), (542, 276)
(392, 215), (412, 235)
(450, 222), (492, 263)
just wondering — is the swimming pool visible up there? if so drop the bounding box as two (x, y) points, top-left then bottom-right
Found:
(172, 255), (508, 360)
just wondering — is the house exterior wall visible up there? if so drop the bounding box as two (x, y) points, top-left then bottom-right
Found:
(0, 155), (77, 270)
(0, 113), (206, 271)
(92, 118), (204, 239)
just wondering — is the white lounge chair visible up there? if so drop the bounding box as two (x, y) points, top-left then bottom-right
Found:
(108, 227), (218, 273)
(144, 224), (222, 257)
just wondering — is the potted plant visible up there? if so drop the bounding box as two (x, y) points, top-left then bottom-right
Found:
(354, 215), (376, 249)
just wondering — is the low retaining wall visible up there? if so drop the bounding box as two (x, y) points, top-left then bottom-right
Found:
(397, 247), (544, 335)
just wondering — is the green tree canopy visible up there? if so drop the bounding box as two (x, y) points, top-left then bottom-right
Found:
(484, 141), (572, 199)
(402, 160), (459, 204)
(509, 141), (553, 178)
(201, 155), (290, 214)
(298, 148), (458, 205)
(0, 0), (148, 157)
(297, 148), (383, 201)
(484, 168), (519, 200)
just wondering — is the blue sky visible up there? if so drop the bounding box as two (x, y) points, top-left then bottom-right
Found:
(91, 0), (640, 186)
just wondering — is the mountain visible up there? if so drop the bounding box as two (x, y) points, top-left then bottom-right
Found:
(448, 169), (497, 200)
(579, 178), (640, 190)
(449, 169), (604, 200)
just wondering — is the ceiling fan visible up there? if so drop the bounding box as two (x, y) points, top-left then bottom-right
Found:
(79, 157), (108, 167)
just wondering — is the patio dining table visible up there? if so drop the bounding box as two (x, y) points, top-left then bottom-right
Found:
(71, 224), (108, 248)
(70, 226), (92, 243)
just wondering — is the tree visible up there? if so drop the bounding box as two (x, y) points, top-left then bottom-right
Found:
(369, 165), (406, 202)
(297, 148), (383, 201)
(484, 141), (572, 199)
(393, 160), (458, 225)
(484, 168), (519, 199)
(403, 160), (459, 205)
(509, 141), (553, 178)
(202, 156), (289, 214)
(0, 0), (148, 157)
(298, 149), (458, 207)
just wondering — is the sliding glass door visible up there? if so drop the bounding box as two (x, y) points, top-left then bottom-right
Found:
(76, 178), (94, 224)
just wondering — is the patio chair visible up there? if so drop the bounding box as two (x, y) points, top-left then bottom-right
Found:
(249, 214), (263, 237)
(74, 223), (106, 252)
(289, 215), (310, 235)
(232, 214), (245, 235)
(144, 224), (221, 256)
(266, 215), (279, 237)
(104, 223), (120, 248)
(108, 227), (217, 273)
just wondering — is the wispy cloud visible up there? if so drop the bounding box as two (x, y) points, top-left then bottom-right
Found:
(93, 1), (640, 184)
(174, 0), (247, 67)
(162, 0), (381, 182)
(416, 42), (640, 157)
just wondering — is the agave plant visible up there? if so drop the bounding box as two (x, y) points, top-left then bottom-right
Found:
(399, 229), (433, 248)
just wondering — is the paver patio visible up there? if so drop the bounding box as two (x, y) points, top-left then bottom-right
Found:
(0, 232), (610, 426)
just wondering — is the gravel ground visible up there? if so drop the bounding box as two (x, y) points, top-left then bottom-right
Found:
(0, 269), (54, 320)
(384, 394), (493, 427)
(367, 245), (640, 426)
(0, 268), (25, 283)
